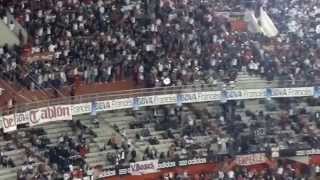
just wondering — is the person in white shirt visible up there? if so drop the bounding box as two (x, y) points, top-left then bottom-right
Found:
(9, 21), (15, 31)
(316, 165), (320, 176)
(218, 170), (224, 179)
(227, 170), (235, 179)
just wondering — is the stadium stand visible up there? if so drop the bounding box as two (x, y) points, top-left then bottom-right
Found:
(0, 0), (320, 179)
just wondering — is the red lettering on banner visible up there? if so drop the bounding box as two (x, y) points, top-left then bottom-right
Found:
(30, 110), (39, 124)
(41, 106), (70, 120)
(29, 105), (72, 126)
(2, 114), (17, 132)
(235, 153), (266, 166)
(3, 116), (15, 128)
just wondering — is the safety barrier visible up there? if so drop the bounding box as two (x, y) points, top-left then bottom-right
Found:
(1, 81), (320, 132)
(3, 79), (319, 115)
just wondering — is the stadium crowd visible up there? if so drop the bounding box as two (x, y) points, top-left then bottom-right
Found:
(1, 0), (320, 179)
(161, 161), (320, 180)
(0, 0), (317, 91)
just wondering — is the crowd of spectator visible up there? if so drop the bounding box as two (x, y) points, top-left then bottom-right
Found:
(161, 161), (320, 180)
(18, 120), (96, 179)
(0, 0), (316, 91)
(1, 0), (320, 179)
(0, 0), (318, 91)
(260, 0), (320, 86)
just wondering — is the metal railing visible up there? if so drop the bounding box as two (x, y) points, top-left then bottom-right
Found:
(2, 78), (319, 115)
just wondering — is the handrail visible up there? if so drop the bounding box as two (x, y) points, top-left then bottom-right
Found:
(1, 78), (319, 115)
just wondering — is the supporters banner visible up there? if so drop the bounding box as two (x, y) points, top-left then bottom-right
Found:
(29, 105), (72, 126)
(196, 91), (221, 102)
(72, 103), (92, 115)
(154, 94), (177, 105)
(270, 87), (314, 98)
(1, 114), (17, 133)
(226, 89), (266, 100)
(15, 111), (30, 125)
(235, 153), (267, 166)
(23, 52), (54, 64)
(128, 159), (159, 175)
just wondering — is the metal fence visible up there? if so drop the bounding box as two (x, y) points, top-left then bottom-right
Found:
(2, 79), (320, 115)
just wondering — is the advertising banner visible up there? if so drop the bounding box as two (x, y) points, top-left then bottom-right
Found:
(72, 103), (92, 115)
(91, 101), (97, 116)
(97, 169), (116, 178)
(96, 101), (111, 112)
(154, 94), (177, 105)
(178, 158), (207, 166)
(235, 153), (267, 166)
(133, 97), (139, 110)
(1, 114), (16, 133)
(314, 87), (320, 98)
(226, 89), (266, 100)
(29, 105), (72, 126)
(99, 158), (207, 178)
(179, 93), (198, 104)
(2, 86), (320, 133)
(109, 98), (133, 110)
(270, 87), (314, 98)
(295, 149), (320, 156)
(135, 96), (155, 107)
(128, 159), (159, 175)
(196, 91), (221, 102)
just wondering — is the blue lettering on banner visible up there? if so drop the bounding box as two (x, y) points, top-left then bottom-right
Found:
(271, 87), (314, 97)
(72, 103), (91, 115)
(177, 94), (182, 106)
(224, 89), (266, 100)
(136, 96), (154, 107)
(96, 101), (111, 111)
(314, 87), (320, 98)
(266, 88), (272, 100)
(130, 162), (155, 172)
(221, 90), (227, 103)
(225, 90), (242, 99)
(179, 93), (197, 103)
(197, 91), (220, 102)
(91, 100), (97, 116)
(154, 94), (177, 105)
(111, 98), (133, 109)
(133, 97), (139, 110)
